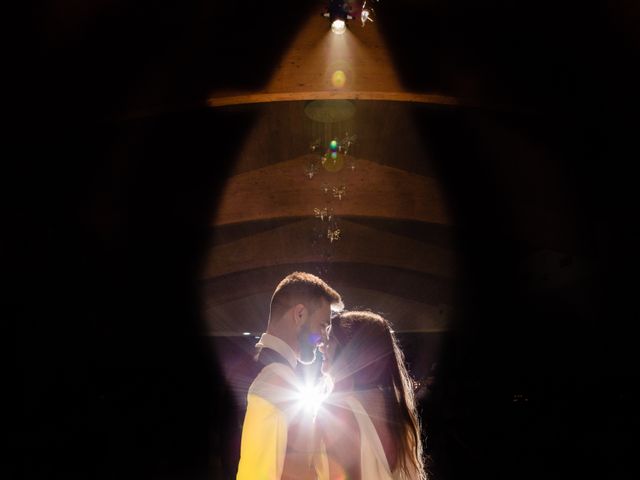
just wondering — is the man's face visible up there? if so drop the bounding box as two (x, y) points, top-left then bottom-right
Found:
(297, 299), (331, 363)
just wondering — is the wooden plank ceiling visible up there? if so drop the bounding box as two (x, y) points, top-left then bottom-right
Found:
(199, 1), (585, 334)
(202, 6), (459, 334)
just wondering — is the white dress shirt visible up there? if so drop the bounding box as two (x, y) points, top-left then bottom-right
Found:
(255, 332), (298, 369)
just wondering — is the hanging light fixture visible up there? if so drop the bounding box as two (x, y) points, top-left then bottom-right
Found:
(331, 18), (346, 35)
(323, 0), (353, 34)
(360, 1), (375, 27)
(322, 1), (379, 33)
(303, 101), (358, 258)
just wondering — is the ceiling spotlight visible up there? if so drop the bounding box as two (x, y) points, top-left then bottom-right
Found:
(331, 18), (346, 35)
(324, 0), (353, 34)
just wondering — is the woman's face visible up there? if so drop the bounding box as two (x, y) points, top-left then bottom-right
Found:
(319, 324), (339, 374)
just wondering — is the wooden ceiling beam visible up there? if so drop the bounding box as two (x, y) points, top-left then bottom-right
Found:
(208, 91), (466, 107)
(203, 218), (456, 279)
(213, 157), (452, 226)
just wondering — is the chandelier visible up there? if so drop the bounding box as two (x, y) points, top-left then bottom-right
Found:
(306, 132), (357, 179)
(306, 132), (357, 271)
(302, 99), (358, 273)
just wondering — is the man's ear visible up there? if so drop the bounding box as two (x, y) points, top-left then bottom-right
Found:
(292, 304), (306, 326)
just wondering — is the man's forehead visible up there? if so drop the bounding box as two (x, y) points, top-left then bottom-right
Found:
(311, 300), (330, 319)
(317, 298), (332, 313)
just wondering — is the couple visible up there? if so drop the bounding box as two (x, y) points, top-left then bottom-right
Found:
(236, 272), (426, 480)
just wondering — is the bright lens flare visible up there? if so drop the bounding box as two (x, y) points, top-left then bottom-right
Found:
(296, 382), (328, 416)
(331, 19), (346, 35)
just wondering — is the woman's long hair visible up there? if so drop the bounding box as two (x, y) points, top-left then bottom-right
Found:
(329, 311), (426, 479)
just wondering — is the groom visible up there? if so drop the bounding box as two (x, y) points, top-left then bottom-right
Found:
(236, 272), (343, 480)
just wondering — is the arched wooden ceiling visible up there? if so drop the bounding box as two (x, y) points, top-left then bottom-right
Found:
(198, 0), (466, 337)
(200, 3), (468, 334)
(204, 218), (455, 278)
(199, 1), (580, 334)
(203, 143), (459, 333)
(213, 157), (450, 226)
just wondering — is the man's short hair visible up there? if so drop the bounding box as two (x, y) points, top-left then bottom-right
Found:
(269, 272), (343, 321)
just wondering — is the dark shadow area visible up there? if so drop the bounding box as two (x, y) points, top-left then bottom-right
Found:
(13, 103), (256, 479)
(378, 1), (604, 110)
(410, 90), (639, 480)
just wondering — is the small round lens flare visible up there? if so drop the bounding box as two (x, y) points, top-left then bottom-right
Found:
(308, 332), (322, 346)
(330, 139), (338, 151)
(331, 19), (346, 35)
(331, 70), (346, 89)
(322, 154), (344, 172)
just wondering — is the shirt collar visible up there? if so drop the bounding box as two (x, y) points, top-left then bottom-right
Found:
(255, 333), (298, 369)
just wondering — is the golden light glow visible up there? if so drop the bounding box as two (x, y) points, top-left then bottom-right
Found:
(331, 70), (347, 88)
(324, 27), (354, 91)
(210, 6), (408, 105)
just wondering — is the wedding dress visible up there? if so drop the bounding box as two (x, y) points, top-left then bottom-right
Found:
(315, 395), (420, 480)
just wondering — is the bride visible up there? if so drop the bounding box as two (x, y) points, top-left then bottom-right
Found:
(314, 311), (427, 480)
